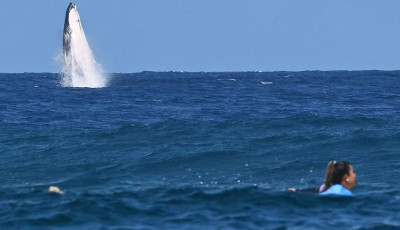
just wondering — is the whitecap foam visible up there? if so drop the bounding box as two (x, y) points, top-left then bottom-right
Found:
(260, 81), (273, 85)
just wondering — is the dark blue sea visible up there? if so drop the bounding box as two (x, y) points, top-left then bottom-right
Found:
(1, 71), (400, 229)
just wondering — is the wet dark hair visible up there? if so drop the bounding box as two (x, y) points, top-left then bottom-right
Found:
(322, 161), (351, 192)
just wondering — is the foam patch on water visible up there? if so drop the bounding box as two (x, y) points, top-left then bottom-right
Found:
(260, 81), (273, 85)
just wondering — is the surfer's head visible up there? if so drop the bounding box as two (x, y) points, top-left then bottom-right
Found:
(324, 161), (356, 191)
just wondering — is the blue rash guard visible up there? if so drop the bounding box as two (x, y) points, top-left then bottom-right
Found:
(320, 184), (353, 196)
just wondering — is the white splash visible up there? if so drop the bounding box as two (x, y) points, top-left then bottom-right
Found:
(62, 3), (108, 88)
(260, 81), (273, 85)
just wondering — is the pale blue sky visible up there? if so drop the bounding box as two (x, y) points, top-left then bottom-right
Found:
(1, 0), (400, 72)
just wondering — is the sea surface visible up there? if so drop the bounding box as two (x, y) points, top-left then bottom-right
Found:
(1, 71), (400, 229)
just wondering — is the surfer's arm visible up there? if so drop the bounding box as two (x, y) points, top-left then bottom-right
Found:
(288, 187), (320, 193)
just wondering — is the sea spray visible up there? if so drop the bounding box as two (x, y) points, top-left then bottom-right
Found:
(62, 3), (108, 88)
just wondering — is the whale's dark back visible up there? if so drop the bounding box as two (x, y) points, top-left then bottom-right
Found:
(63, 3), (76, 54)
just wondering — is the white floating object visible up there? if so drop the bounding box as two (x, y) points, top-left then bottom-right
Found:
(49, 186), (64, 194)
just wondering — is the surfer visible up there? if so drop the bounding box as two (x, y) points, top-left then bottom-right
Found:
(289, 160), (356, 196)
(320, 161), (356, 196)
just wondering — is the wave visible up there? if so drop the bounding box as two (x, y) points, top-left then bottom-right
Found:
(1, 185), (400, 229)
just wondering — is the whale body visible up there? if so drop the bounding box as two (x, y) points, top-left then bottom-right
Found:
(62, 2), (107, 88)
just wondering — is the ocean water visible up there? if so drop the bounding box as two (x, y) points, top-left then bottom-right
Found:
(1, 71), (400, 229)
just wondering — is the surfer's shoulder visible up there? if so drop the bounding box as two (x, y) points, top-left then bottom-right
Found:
(320, 184), (353, 196)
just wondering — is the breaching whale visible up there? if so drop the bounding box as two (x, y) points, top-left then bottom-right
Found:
(62, 2), (107, 88)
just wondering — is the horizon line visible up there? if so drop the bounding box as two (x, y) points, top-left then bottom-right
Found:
(1, 69), (400, 74)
